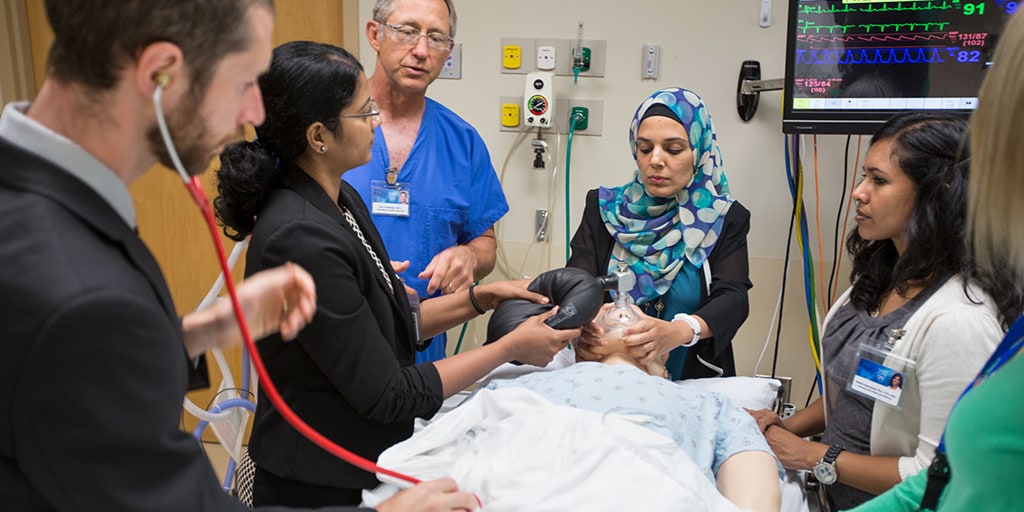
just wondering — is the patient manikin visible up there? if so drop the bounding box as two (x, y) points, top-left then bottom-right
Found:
(481, 268), (781, 512)
(486, 266), (669, 377)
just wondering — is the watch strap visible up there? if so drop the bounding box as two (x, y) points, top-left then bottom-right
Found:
(822, 444), (845, 465)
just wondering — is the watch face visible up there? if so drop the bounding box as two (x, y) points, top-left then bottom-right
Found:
(814, 461), (838, 485)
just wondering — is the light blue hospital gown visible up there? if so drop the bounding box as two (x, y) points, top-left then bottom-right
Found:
(484, 362), (773, 483)
(344, 98), (509, 363)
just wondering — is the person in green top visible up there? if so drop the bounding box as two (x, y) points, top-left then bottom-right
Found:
(848, 11), (1024, 512)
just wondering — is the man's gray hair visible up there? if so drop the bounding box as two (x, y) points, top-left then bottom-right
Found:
(373, 0), (456, 37)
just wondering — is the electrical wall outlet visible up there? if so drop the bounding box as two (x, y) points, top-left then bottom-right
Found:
(503, 44), (521, 69)
(501, 103), (520, 127)
(537, 46), (556, 70)
(438, 43), (462, 79)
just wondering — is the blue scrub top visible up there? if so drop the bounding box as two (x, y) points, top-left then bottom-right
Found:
(344, 98), (509, 362)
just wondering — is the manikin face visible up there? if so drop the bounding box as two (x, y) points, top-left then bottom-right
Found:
(635, 116), (696, 198)
(149, 5), (273, 175)
(852, 138), (917, 255)
(367, 0), (453, 94)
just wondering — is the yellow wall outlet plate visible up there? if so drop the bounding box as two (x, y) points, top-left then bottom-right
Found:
(501, 103), (520, 127)
(503, 45), (522, 69)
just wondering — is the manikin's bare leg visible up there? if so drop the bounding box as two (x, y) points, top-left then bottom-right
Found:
(716, 451), (781, 512)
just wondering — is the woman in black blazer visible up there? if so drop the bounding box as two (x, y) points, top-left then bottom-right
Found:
(215, 42), (579, 508)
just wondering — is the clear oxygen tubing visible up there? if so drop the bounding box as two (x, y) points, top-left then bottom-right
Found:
(494, 124), (561, 280)
(182, 239), (255, 424)
(152, 84), (430, 489)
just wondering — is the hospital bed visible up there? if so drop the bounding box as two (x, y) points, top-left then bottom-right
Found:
(187, 258), (811, 510)
(362, 349), (811, 512)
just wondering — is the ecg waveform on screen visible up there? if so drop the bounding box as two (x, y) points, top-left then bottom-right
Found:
(798, 20), (952, 34)
(798, 1), (957, 15)
(796, 48), (946, 65)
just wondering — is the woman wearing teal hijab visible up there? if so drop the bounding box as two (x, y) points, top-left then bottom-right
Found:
(567, 87), (752, 380)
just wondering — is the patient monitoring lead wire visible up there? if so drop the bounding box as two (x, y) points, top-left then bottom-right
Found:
(152, 83), (436, 492)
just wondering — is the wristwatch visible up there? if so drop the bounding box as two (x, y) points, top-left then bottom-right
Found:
(813, 445), (845, 485)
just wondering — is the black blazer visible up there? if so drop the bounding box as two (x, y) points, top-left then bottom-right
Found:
(567, 188), (753, 379)
(246, 168), (443, 491)
(0, 138), (361, 511)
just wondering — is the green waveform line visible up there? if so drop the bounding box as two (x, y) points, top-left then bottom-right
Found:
(799, 1), (956, 15)
(797, 19), (951, 33)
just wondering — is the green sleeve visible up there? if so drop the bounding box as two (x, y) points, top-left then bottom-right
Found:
(844, 470), (931, 512)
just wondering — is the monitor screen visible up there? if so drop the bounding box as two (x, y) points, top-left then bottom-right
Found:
(783, 0), (1015, 134)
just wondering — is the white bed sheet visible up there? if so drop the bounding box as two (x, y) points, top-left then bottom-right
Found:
(367, 350), (810, 512)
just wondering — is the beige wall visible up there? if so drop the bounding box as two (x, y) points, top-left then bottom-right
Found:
(357, 0), (869, 403)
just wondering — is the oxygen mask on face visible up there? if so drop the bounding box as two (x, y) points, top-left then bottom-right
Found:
(595, 263), (640, 345)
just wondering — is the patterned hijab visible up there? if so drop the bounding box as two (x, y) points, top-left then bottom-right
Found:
(599, 87), (734, 305)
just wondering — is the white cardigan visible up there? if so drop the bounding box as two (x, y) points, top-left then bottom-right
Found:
(821, 275), (1003, 480)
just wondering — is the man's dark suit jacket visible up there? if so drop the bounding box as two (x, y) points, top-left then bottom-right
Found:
(0, 137), (366, 511)
(246, 168), (444, 493)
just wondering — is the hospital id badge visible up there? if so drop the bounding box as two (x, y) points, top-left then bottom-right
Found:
(371, 180), (410, 217)
(848, 329), (916, 409)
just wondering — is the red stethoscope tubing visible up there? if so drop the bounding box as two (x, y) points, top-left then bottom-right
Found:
(184, 176), (422, 486)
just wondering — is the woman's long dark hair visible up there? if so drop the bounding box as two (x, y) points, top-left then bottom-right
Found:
(847, 112), (970, 312)
(847, 111), (1023, 326)
(214, 40), (363, 241)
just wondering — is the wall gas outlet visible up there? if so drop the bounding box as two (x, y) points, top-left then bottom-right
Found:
(503, 44), (522, 69)
(537, 46), (556, 70)
(524, 72), (554, 128)
(570, 106), (589, 131)
(501, 103), (520, 127)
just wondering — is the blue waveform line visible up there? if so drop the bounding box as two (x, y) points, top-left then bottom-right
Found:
(795, 47), (947, 65)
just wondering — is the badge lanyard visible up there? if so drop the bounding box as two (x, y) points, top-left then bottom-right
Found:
(918, 313), (1024, 510)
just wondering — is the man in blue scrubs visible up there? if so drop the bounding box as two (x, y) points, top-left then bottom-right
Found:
(345, 0), (509, 363)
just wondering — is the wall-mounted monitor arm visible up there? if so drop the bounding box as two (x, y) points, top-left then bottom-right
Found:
(737, 60), (783, 122)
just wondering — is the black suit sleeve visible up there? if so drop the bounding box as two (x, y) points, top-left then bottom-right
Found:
(255, 219), (442, 422)
(567, 189), (607, 278)
(14, 289), (375, 512)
